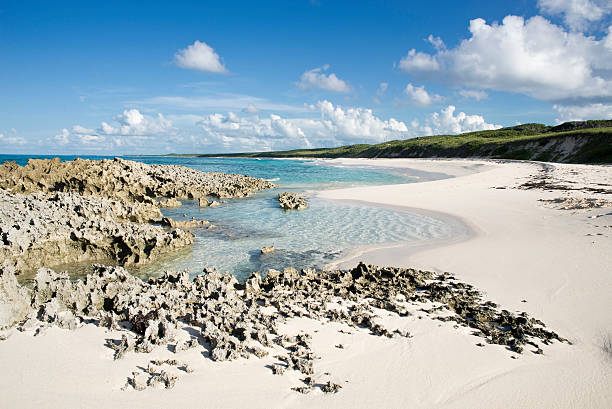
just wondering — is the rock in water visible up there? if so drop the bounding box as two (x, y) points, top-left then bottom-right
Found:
(159, 198), (182, 208)
(261, 246), (275, 254)
(278, 192), (307, 210)
(162, 217), (210, 229)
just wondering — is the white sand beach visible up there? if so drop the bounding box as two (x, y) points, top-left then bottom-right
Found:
(1, 158), (611, 409)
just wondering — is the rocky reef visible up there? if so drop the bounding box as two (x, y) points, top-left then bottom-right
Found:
(0, 191), (193, 273)
(278, 192), (308, 210)
(0, 261), (566, 393)
(0, 157), (276, 202)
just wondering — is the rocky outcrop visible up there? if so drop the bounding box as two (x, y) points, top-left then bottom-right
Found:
(0, 191), (193, 273)
(3, 261), (566, 391)
(278, 192), (307, 210)
(0, 157), (276, 202)
(0, 158), (277, 273)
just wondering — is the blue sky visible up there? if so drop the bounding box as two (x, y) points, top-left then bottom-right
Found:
(1, 0), (611, 154)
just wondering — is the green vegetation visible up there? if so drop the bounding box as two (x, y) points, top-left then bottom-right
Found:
(168, 120), (612, 164)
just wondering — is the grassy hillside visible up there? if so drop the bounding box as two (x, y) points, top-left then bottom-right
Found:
(174, 120), (612, 164)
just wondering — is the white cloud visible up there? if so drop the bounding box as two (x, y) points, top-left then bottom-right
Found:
(108, 109), (174, 136)
(553, 103), (612, 122)
(459, 89), (489, 101)
(0, 132), (26, 145)
(79, 134), (105, 144)
(197, 101), (410, 148)
(398, 49), (440, 71)
(297, 65), (352, 93)
(54, 128), (70, 145)
(269, 114), (306, 139)
(427, 35), (446, 51)
(58, 109), (176, 148)
(71, 125), (94, 134)
(417, 105), (502, 135)
(197, 112), (312, 151)
(196, 100), (501, 150)
(538, 0), (611, 31)
(0, 128), (26, 145)
(242, 104), (260, 114)
(404, 83), (442, 106)
(174, 40), (228, 73)
(48, 101), (500, 154)
(314, 100), (408, 143)
(397, 15), (612, 104)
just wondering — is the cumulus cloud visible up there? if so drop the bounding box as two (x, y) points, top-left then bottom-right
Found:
(71, 125), (94, 134)
(50, 102), (500, 153)
(110, 109), (173, 135)
(459, 89), (489, 101)
(197, 100), (411, 148)
(0, 130), (26, 145)
(398, 15), (612, 104)
(174, 40), (228, 73)
(196, 100), (501, 150)
(297, 65), (352, 93)
(553, 103), (612, 122)
(538, 0), (611, 31)
(54, 128), (70, 145)
(313, 100), (409, 143)
(60, 109), (176, 148)
(427, 35), (446, 51)
(404, 83), (442, 106)
(197, 112), (311, 151)
(416, 105), (502, 135)
(398, 49), (440, 71)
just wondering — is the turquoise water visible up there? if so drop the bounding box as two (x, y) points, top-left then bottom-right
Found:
(0, 155), (412, 189)
(1, 155), (453, 280)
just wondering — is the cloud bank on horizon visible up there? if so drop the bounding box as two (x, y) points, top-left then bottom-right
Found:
(1, 0), (611, 154)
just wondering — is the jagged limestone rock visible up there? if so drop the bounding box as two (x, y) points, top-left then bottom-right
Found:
(0, 191), (193, 272)
(0, 262), (568, 394)
(322, 381), (342, 394)
(0, 265), (33, 329)
(278, 192), (307, 210)
(0, 157), (276, 202)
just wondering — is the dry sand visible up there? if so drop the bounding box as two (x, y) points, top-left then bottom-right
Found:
(1, 158), (611, 408)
